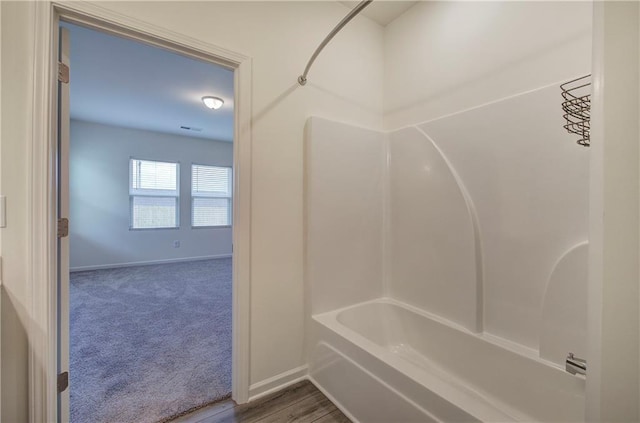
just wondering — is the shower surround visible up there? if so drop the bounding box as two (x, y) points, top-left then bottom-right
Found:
(304, 82), (589, 422)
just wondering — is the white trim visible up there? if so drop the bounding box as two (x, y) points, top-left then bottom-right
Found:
(0, 0), (3, 416)
(29, 2), (253, 421)
(586, 4), (604, 420)
(30, 3), (58, 423)
(69, 254), (233, 273)
(248, 366), (309, 402)
(231, 34), (253, 406)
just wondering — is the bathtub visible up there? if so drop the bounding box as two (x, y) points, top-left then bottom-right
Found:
(309, 299), (585, 423)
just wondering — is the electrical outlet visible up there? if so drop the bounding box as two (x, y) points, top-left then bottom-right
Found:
(173, 240), (180, 248)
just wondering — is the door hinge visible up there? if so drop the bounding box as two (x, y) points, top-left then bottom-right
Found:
(58, 218), (69, 238)
(58, 62), (69, 84)
(57, 371), (69, 393)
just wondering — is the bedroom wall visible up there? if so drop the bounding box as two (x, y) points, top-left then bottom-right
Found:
(69, 119), (233, 270)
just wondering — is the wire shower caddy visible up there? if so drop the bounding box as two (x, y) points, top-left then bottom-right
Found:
(560, 75), (591, 147)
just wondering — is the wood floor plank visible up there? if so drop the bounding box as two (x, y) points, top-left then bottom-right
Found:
(196, 381), (318, 423)
(170, 400), (235, 423)
(252, 381), (318, 407)
(310, 408), (351, 423)
(251, 390), (335, 423)
(170, 380), (352, 423)
(196, 399), (237, 423)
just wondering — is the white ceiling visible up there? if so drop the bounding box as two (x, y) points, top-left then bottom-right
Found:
(63, 22), (234, 142)
(339, 1), (419, 26)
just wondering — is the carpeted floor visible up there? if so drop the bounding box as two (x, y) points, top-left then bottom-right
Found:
(70, 258), (232, 423)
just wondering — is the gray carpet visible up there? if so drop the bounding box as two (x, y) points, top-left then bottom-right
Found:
(70, 258), (232, 423)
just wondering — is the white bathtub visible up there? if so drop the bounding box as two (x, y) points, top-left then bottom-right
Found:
(309, 299), (585, 423)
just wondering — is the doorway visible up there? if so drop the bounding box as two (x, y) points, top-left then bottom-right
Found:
(62, 21), (235, 423)
(50, 5), (252, 422)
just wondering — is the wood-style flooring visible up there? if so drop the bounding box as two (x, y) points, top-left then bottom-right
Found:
(170, 380), (351, 423)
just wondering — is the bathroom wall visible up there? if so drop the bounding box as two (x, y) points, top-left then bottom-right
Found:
(384, 1), (593, 129)
(387, 126), (480, 332)
(0, 1), (384, 417)
(587, 2), (640, 420)
(69, 120), (233, 270)
(308, 85), (590, 362)
(383, 0), (592, 358)
(305, 117), (385, 315)
(309, 92), (589, 367)
(1, 3), (32, 421)
(415, 86), (589, 355)
(305, 1), (592, 362)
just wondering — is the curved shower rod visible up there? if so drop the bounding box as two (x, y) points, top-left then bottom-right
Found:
(298, 0), (374, 86)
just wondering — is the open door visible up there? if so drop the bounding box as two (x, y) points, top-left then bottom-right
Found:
(57, 25), (71, 423)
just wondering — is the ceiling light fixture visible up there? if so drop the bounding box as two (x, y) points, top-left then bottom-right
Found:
(202, 96), (224, 110)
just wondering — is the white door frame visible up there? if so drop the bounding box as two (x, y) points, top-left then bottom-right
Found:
(28, 2), (252, 421)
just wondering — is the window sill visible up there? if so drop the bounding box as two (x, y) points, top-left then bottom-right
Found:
(191, 225), (232, 229)
(129, 227), (180, 231)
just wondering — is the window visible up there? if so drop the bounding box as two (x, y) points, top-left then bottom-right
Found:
(130, 159), (179, 229)
(192, 164), (232, 227)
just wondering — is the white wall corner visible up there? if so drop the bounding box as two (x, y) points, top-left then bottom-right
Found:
(248, 365), (308, 402)
(0, 0), (2, 404)
(587, 2), (640, 421)
(381, 131), (391, 298)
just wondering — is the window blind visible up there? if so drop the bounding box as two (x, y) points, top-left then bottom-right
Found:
(192, 165), (232, 226)
(130, 159), (179, 229)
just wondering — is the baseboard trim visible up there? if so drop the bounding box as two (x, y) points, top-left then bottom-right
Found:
(70, 254), (232, 272)
(248, 365), (309, 402)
